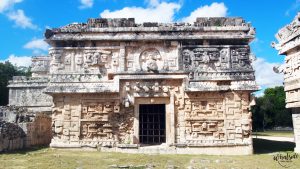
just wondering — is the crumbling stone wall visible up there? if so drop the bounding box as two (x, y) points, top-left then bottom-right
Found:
(0, 106), (52, 152)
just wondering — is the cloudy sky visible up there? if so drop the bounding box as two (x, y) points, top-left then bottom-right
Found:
(0, 0), (299, 94)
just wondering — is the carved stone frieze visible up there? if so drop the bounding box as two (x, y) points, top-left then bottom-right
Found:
(283, 53), (300, 81)
(231, 48), (252, 70)
(49, 48), (116, 79)
(178, 92), (252, 146)
(50, 95), (122, 147)
(182, 46), (253, 73)
(80, 101), (120, 144)
(121, 80), (182, 100)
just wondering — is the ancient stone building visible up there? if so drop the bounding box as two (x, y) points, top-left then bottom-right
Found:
(8, 17), (258, 155)
(273, 13), (300, 153)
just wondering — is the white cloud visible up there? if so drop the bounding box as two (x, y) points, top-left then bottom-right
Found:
(253, 57), (284, 88)
(0, 0), (22, 13)
(181, 2), (228, 23)
(100, 1), (181, 23)
(100, 1), (229, 23)
(6, 9), (37, 29)
(24, 39), (49, 51)
(0, 54), (32, 67)
(79, 0), (94, 9)
(285, 0), (300, 16)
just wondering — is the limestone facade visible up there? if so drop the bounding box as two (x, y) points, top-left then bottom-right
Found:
(9, 17), (258, 155)
(273, 13), (300, 153)
(8, 56), (52, 113)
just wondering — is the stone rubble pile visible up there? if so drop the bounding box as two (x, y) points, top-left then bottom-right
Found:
(0, 106), (52, 152)
(0, 121), (26, 152)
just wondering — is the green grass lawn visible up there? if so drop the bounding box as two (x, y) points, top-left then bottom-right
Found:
(0, 139), (299, 169)
(252, 130), (294, 137)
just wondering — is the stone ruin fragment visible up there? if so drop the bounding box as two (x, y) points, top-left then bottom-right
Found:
(0, 106), (51, 152)
(273, 13), (300, 153)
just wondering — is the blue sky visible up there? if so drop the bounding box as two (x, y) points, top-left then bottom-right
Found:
(0, 0), (299, 93)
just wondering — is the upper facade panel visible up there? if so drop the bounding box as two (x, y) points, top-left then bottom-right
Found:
(42, 17), (258, 93)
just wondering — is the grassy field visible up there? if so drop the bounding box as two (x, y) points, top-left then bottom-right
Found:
(252, 130), (294, 137)
(0, 139), (299, 169)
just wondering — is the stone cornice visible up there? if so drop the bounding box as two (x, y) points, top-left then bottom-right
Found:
(45, 17), (255, 42)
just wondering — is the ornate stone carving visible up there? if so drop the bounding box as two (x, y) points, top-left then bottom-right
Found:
(49, 49), (64, 73)
(123, 80), (181, 98)
(276, 12), (300, 43)
(179, 92), (252, 146)
(80, 101), (119, 142)
(83, 50), (111, 66)
(181, 46), (257, 92)
(231, 48), (252, 70)
(182, 46), (253, 73)
(183, 48), (221, 71)
(139, 48), (162, 72)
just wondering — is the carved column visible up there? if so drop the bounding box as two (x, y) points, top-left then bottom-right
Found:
(133, 98), (139, 144)
(169, 93), (175, 145)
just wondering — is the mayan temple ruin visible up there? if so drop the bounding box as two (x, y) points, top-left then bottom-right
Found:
(273, 13), (300, 153)
(7, 17), (258, 155)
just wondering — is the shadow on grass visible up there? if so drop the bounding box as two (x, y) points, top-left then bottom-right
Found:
(0, 146), (49, 155)
(253, 138), (295, 154)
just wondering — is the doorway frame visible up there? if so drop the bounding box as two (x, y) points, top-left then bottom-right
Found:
(139, 104), (166, 144)
(133, 97), (175, 145)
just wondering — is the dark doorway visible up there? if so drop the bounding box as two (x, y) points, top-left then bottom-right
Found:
(139, 104), (166, 144)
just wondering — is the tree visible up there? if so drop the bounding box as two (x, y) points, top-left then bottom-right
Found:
(252, 97), (265, 131)
(0, 61), (31, 106)
(251, 86), (293, 131)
